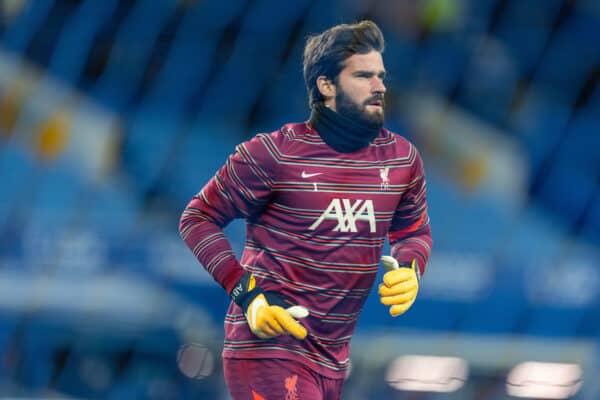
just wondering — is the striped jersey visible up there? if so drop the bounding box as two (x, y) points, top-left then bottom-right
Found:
(179, 121), (432, 379)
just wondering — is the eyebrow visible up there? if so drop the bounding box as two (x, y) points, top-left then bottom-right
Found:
(352, 70), (387, 79)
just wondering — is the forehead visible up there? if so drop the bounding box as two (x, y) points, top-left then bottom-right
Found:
(342, 50), (385, 73)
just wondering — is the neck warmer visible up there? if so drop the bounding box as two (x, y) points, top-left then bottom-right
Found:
(309, 102), (382, 153)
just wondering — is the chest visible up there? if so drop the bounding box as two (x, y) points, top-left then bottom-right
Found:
(270, 161), (412, 236)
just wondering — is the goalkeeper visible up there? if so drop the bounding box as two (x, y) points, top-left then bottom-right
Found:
(179, 20), (431, 400)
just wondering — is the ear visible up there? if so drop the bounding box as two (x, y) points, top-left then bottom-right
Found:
(316, 76), (336, 99)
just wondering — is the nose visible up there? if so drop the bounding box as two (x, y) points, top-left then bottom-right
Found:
(372, 77), (386, 94)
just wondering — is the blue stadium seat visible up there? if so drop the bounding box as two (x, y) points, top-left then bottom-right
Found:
(162, 122), (239, 204)
(196, 0), (311, 124)
(537, 161), (596, 229)
(521, 305), (588, 338)
(107, 379), (147, 400)
(560, 110), (600, 173)
(242, 0), (310, 34)
(0, 318), (18, 374)
(192, 0), (247, 31)
(256, 59), (308, 130)
(147, 0), (248, 114)
(0, 143), (38, 231)
(24, 157), (87, 235)
(582, 81), (600, 112)
(122, 106), (183, 194)
(499, 0), (562, 27)
(465, 0), (502, 32)
(422, 172), (462, 251)
(91, 0), (178, 110)
(52, 336), (155, 398)
(390, 297), (466, 332)
(382, 35), (418, 89)
(47, 0), (119, 85)
(519, 243), (599, 337)
(493, 0), (561, 73)
(106, 358), (181, 399)
(496, 25), (551, 76)
(79, 179), (140, 237)
(453, 28), (522, 126)
(579, 190), (600, 246)
(577, 259), (600, 337)
(536, 110), (599, 227)
(301, 0), (361, 32)
(498, 204), (569, 263)
(532, 10), (600, 104)
(426, 172), (516, 254)
(457, 260), (526, 334)
(256, 0), (353, 129)
(21, 2), (85, 68)
(512, 94), (571, 178)
(19, 321), (73, 391)
(416, 34), (471, 95)
(142, 7), (220, 111)
(1, 0), (56, 55)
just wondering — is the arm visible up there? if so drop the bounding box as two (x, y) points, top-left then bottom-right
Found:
(388, 146), (432, 277)
(179, 133), (308, 339)
(379, 146), (432, 317)
(178, 135), (273, 293)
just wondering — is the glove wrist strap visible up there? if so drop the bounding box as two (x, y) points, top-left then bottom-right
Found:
(230, 272), (263, 312)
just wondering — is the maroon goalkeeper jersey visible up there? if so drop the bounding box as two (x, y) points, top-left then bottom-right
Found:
(179, 121), (432, 379)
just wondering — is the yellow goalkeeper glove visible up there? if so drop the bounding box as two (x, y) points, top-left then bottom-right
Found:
(378, 256), (420, 317)
(230, 273), (309, 340)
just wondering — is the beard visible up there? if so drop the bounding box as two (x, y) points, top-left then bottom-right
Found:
(335, 88), (385, 129)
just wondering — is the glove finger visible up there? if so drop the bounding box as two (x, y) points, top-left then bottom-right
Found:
(250, 320), (273, 339)
(257, 321), (279, 338)
(254, 308), (281, 337)
(281, 319), (307, 340)
(378, 281), (417, 297)
(273, 307), (307, 340)
(380, 290), (417, 306)
(383, 269), (416, 287)
(265, 316), (286, 336)
(268, 307), (287, 336)
(254, 329), (271, 339)
(286, 305), (309, 319)
(389, 301), (415, 317)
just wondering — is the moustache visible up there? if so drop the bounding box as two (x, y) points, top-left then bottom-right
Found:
(365, 95), (385, 107)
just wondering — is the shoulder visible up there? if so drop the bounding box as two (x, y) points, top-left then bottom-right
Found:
(376, 128), (421, 161)
(237, 122), (311, 161)
(277, 121), (317, 142)
(250, 121), (317, 149)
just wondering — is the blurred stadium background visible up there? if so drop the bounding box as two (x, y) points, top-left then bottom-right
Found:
(0, 0), (598, 398)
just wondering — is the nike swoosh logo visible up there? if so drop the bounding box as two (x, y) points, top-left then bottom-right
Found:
(301, 171), (323, 178)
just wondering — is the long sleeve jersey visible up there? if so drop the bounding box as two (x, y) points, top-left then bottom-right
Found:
(179, 121), (432, 379)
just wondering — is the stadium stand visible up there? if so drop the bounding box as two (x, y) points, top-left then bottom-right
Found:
(0, 0), (598, 398)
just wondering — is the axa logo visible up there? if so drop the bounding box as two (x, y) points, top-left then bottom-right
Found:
(309, 198), (376, 233)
